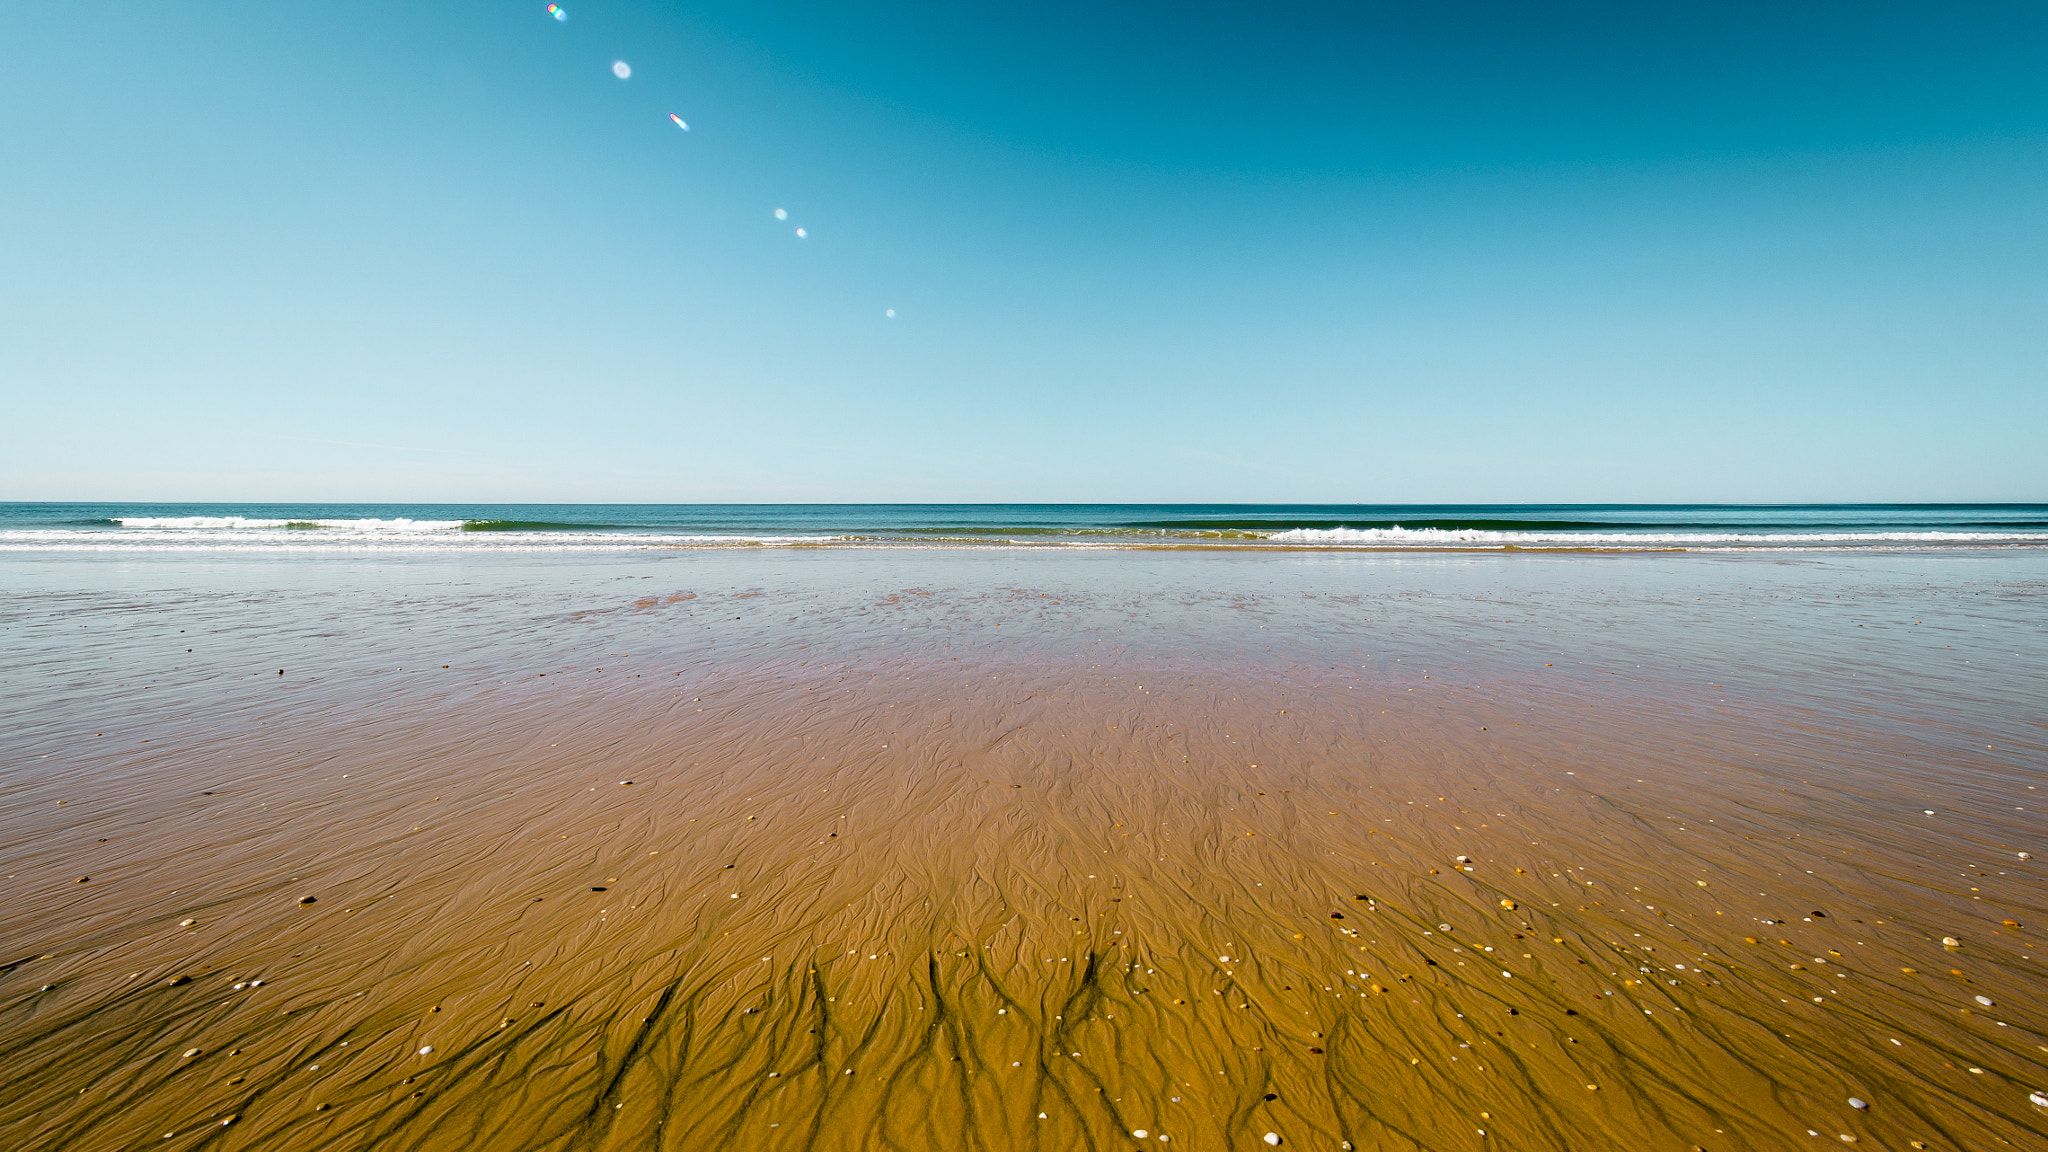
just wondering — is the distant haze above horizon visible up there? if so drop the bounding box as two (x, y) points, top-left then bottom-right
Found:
(4, 1), (2045, 503)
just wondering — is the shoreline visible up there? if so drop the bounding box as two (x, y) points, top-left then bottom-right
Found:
(6, 539), (2048, 555)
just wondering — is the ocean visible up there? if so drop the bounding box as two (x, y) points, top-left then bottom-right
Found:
(2, 501), (2045, 552)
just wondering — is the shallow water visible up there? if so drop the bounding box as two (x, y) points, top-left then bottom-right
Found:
(2, 550), (2044, 1150)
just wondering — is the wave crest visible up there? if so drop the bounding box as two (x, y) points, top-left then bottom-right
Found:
(1264, 526), (2048, 545)
(115, 516), (467, 531)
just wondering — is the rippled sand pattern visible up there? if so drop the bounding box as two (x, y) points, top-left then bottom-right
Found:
(2, 555), (2044, 1150)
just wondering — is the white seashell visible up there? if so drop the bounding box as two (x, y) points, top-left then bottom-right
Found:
(418, 1046), (433, 1055)
(182, 1049), (200, 1058)
(2029, 1090), (2048, 1108)
(2019, 852), (2032, 860)
(1942, 937), (1961, 948)
(1455, 856), (1470, 863)
(1975, 995), (1994, 1007)
(1133, 1131), (1148, 1138)
(1264, 1134), (1282, 1146)
(1848, 1097), (1868, 1110)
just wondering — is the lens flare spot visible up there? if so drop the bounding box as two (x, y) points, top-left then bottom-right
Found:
(612, 60), (631, 79)
(669, 113), (689, 131)
(546, 3), (566, 20)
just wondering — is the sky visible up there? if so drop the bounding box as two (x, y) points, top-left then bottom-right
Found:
(2, 0), (2045, 503)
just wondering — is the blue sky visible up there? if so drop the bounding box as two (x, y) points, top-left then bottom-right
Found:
(3, 1), (2044, 502)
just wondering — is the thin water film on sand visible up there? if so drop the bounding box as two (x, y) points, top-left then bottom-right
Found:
(1, 551), (2043, 1150)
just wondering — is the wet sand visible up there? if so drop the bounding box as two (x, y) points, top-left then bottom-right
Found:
(2, 550), (2045, 1150)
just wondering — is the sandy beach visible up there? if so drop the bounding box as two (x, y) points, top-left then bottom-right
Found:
(3, 549), (2044, 1150)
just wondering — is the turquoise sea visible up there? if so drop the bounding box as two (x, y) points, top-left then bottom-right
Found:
(1, 502), (2044, 552)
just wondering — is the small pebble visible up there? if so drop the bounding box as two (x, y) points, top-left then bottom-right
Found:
(183, 1048), (200, 1058)
(1264, 1134), (1282, 1146)
(2029, 1090), (2048, 1108)
(1133, 1130), (1148, 1138)
(1848, 1097), (1868, 1110)
(180, 919), (196, 928)
(2020, 852), (2033, 860)
(1942, 937), (1960, 948)
(299, 896), (317, 905)
(418, 1046), (433, 1055)
(1975, 995), (1994, 1007)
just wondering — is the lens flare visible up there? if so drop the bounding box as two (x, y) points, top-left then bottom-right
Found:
(773, 208), (787, 221)
(612, 60), (631, 79)
(794, 227), (807, 238)
(546, 3), (566, 20)
(669, 113), (689, 131)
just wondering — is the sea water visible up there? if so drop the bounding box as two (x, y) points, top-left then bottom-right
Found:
(2, 502), (2044, 552)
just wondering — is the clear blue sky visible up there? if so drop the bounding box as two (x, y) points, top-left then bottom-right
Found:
(4, 1), (2044, 502)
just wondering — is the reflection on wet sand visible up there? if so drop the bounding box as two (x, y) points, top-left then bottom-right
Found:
(1, 555), (2043, 1151)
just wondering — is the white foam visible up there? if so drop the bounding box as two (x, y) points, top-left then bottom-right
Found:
(0, 529), (850, 553)
(3, 522), (2045, 553)
(114, 517), (466, 531)
(1262, 526), (2048, 547)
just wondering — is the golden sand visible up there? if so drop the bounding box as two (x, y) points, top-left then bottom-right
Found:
(2, 564), (2043, 1150)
